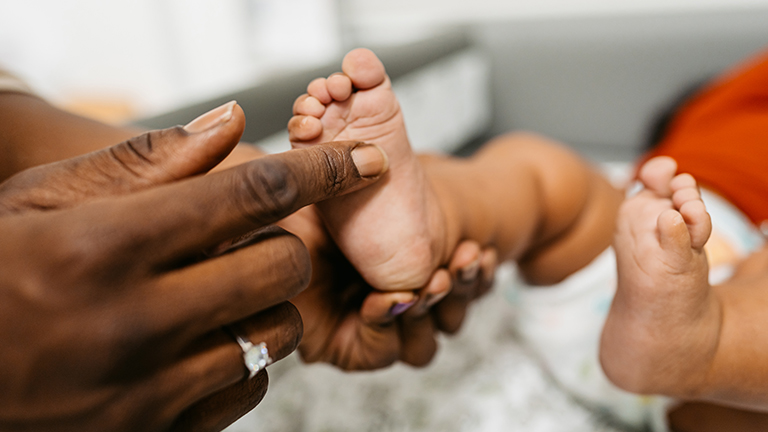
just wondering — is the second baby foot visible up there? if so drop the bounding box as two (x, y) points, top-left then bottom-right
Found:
(601, 156), (721, 396)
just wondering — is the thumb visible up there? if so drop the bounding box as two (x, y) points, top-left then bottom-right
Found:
(0, 101), (245, 214)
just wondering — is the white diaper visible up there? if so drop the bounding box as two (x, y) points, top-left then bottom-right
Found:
(505, 188), (764, 432)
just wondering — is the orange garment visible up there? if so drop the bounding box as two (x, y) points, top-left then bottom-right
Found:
(646, 49), (768, 227)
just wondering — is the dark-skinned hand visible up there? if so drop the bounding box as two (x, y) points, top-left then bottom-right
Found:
(0, 102), (389, 432)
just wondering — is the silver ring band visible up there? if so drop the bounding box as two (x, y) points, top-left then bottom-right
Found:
(225, 326), (273, 379)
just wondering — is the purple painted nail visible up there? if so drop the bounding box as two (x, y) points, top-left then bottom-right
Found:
(389, 300), (416, 316)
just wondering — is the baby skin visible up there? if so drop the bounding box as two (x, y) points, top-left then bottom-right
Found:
(289, 48), (449, 291)
(601, 156), (721, 397)
(289, 49), (626, 295)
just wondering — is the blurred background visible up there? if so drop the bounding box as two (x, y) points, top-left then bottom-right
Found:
(3, 0), (768, 157)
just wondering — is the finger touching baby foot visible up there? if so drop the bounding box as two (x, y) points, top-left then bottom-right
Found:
(360, 290), (418, 325)
(402, 269), (452, 319)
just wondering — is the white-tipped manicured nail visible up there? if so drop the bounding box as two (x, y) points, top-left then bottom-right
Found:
(184, 101), (236, 133)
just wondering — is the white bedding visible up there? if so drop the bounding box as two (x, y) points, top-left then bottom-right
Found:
(227, 265), (628, 432)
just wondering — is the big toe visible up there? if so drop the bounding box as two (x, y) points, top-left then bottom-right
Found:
(639, 156), (678, 197)
(342, 48), (387, 89)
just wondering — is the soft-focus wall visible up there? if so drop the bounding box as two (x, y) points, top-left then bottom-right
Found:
(0, 0), (341, 119)
(343, 0), (768, 44)
(4, 0), (768, 122)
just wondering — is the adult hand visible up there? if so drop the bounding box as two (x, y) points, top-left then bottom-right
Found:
(284, 205), (498, 370)
(431, 241), (498, 334)
(0, 102), (389, 431)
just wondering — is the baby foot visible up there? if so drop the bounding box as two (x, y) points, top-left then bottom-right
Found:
(601, 156), (721, 397)
(288, 48), (447, 290)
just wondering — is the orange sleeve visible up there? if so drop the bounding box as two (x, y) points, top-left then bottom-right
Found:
(645, 48), (768, 226)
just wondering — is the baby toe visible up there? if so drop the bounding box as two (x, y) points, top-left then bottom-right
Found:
(342, 48), (387, 90)
(288, 115), (323, 142)
(293, 95), (326, 117)
(327, 73), (353, 101)
(638, 156), (678, 197)
(307, 77), (332, 104)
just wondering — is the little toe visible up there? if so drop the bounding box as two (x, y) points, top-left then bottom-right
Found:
(341, 48), (387, 90)
(679, 200), (712, 249)
(639, 156), (678, 197)
(293, 95), (326, 117)
(307, 77), (332, 104)
(327, 73), (353, 101)
(288, 115), (323, 142)
(657, 208), (692, 253)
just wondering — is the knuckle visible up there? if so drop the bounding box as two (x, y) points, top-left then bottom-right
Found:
(111, 132), (157, 173)
(275, 233), (312, 297)
(237, 158), (301, 225)
(91, 312), (149, 367)
(312, 145), (349, 195)
(106, 127), (185, 181)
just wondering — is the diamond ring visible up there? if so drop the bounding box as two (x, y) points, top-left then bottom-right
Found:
(225, 326), (273, 379)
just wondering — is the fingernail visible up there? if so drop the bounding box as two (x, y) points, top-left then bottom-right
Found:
(481, 251), (497, 285)
(389, 299), (416, 317)
(351, 143), (389, 178)
(424, 290), (450, 308)
(459, 258), (481, 283)
(184, 101), (236, 133)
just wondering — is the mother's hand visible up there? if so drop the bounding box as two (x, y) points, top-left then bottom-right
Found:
(284, 205), (498, 371)
(0, 103), (389, 431)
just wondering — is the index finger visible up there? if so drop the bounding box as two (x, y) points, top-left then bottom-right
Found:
(81, 141), (389, 267)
